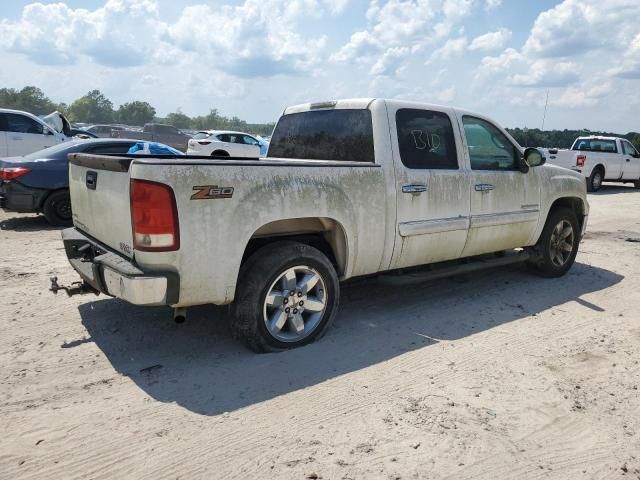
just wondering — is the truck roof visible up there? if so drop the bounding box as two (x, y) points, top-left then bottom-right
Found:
(575, 135), (621, 141)
(283, 97), (471, 117)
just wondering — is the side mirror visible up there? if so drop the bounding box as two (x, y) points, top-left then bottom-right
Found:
(43, 129), (54, 136)
(523, 147), (546, 168)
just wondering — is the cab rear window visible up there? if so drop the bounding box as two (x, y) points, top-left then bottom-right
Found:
(268, 109), (374, 162)
(572, 139), (618, 153)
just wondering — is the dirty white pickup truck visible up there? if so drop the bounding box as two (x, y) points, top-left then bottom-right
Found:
(53, 98), (589, 352)
(546, 136), (640, 192)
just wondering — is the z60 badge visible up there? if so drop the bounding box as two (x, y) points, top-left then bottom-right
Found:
(190, 185), (234, 200)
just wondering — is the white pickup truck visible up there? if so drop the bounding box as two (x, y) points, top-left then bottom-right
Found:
(52, 98), (589, 352)
(546, 136), (640, 192)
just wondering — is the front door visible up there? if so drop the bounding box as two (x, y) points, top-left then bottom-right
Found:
(459, 115), (541, 257)
(389, 106), (471, 269)
(5, 113), (53, 156)
(621, 140), (640, 180)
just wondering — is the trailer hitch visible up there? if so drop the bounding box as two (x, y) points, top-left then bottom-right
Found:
(49, 276), (99, 297)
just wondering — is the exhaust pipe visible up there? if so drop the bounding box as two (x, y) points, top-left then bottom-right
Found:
(173, 307), (187, 324)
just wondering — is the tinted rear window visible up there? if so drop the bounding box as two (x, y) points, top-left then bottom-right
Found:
(396, 109), (458, 169)
(572, 139), (618, 153)
(268, 109), (374, 162)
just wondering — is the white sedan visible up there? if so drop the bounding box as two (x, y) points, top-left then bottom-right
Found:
(186, 131), (263, 158)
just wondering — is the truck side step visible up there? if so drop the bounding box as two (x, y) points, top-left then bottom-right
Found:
(376, 250), (530, 287)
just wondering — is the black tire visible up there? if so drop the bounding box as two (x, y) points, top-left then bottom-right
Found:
(587, 167), (604, 192)
(528, 207), (579, 278)
(42, 190), (72, 227)
(231, 242), (340, 352)
(212, 150), (229, 157)
(634, 180), (640, 189)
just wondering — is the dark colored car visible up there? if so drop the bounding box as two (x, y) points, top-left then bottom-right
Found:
(0, 139), (139, 226)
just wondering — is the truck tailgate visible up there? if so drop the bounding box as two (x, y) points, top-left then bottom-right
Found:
(68, 154), (134, 258)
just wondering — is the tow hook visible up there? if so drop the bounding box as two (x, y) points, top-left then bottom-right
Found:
(49, 276), (99, 297)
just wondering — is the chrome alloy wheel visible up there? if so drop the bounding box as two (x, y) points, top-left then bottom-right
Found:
(549, 220), (575, 268)
(263, 265), (327, 342)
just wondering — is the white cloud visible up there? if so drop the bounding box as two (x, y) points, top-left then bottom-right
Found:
(508, 60), (579, 88)
(0, 0), (163, 67)
(369, 47), (409, 76)
(484, 0), (501, 10)
(550, 82), (613, 108)
(428, 36), (468, 63)
(469, 28), (511, 51)
(333, 0), (474, 69)
(615, 32), (640, 79)
(523, 0), (640, 58)
(0, 0), (345, 78)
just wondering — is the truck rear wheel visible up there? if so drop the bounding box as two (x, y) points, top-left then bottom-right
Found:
(528, 208), (579, 278)
(231, 242), (340, 352)
(587, 167), (603, 192)
(43, 190), (72, 227)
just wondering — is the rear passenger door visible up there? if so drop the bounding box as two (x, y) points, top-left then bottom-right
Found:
(460, 115), (541, 257)
(389, 106), (472, 269)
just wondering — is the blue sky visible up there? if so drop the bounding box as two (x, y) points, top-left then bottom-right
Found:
(1, 0), (639, 132)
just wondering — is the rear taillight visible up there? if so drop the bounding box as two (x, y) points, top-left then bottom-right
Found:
(0, 167), (31, 182)
(576, 154), (586, 167)
(130, 179), (179, 252)
(198, 141), (211, 145)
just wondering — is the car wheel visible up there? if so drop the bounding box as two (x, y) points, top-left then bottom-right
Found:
(587, 167), (603, 192)
(634, 179), (640, 189)
(43, 190), (73, 227)
(231, 242), (340, 352)
(212, 150), (229, 157)
(528, 207), (579, 278)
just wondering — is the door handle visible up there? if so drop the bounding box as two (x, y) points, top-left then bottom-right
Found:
(402, 184), (428, 194)
(475, 183), (496, 192)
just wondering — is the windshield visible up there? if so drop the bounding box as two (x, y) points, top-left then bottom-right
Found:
(21, 141), (85, 160)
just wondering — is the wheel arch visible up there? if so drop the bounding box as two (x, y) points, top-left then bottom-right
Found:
(548, 196), (587, 232)
(241, 217), (349, 277)
(211, 149), (229, 156)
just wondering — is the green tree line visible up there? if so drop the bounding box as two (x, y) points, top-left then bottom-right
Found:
(1, 85), (638, 146)
(0, 86), (275, 136)
(507, 127), (640, 151)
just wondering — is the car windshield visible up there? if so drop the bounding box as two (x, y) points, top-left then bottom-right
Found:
(21, 141), (85, 160)
(192, 132), (211, 140)
(572, 139), (617, 153)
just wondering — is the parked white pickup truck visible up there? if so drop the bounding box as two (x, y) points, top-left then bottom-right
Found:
(52, 98), (589, 352)
(546, 136), (640, 192)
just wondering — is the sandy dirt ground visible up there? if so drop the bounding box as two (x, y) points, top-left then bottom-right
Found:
(1, 184), (639, 480)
